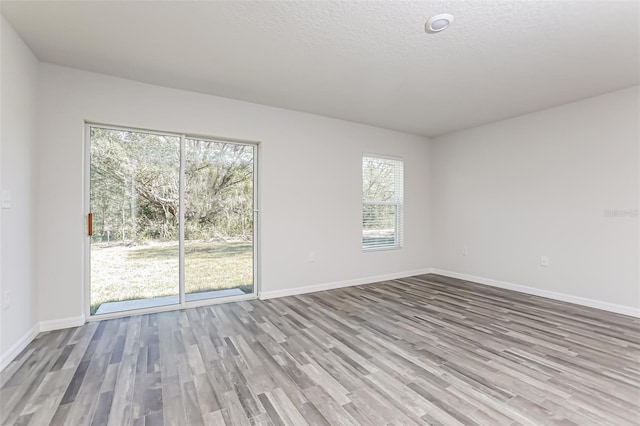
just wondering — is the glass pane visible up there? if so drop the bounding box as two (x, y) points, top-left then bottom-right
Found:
(184, 139), (254, 301)
(363, 157), (396, 202)
(90, 127), (180, 315)
(363, 204), (397, 248)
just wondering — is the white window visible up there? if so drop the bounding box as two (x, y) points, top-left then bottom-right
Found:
(362, 155), (404, 250)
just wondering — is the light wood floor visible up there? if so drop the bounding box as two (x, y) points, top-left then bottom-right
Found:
(1, 274), (639, 425)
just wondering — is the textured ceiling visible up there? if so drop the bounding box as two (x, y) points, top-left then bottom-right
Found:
(2, 0), (638, 137)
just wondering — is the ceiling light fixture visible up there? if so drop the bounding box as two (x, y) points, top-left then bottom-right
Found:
(425, 13), (454, 34)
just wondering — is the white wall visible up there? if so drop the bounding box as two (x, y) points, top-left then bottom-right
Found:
(35, 64), (432, 323)
(431, 86), (640, 312)
(0, 17), (39, 366)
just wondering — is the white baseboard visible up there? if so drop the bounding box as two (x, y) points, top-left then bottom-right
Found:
(430, 268), (640, 318)
(1, 315), (86, 372)
(259, 268), (433, 300)
(0, 322), (40, 372)
(39, 315), (86, 332)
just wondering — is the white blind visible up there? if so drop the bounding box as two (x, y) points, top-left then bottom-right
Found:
(362, 155), (404, 250)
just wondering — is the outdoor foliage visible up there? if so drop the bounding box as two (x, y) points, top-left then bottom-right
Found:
(90, 128), (254, 244)
(185, 138), (254, 240)
(362, 156), (397, 202)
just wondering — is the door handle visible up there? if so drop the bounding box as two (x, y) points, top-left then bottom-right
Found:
(88, 213), (93, 237)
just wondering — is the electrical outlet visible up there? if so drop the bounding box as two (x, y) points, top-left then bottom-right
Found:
(462, 245), (469, 255)
(2, 290), (10, 310)
(308, 252), (316, 263)
(541, 256), (549, 267)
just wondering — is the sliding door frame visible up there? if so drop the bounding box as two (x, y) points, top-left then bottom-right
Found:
(83, 122), (260, 321)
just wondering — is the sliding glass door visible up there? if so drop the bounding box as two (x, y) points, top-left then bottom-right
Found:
(184, 138), (255, 302)
(87, 125), (257, 317)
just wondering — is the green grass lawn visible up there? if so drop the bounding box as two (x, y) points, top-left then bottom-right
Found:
(90, 240), (253, 314)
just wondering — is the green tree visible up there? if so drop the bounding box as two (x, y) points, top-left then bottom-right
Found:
(90, 128), (254, 245)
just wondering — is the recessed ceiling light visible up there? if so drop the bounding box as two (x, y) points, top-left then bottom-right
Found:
(425, 13), (454, 34)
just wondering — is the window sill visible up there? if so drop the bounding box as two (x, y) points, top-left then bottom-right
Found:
(362, 246), (402, 252)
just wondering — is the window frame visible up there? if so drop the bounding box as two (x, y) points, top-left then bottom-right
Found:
(361, 154), (404, 251)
